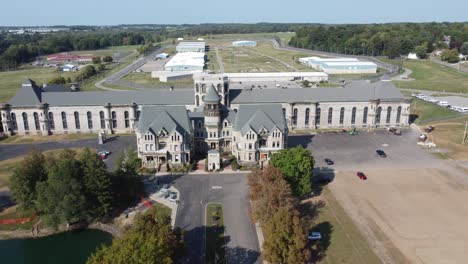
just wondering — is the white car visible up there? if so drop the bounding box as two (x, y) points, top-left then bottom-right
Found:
(307, 232), (322, 240)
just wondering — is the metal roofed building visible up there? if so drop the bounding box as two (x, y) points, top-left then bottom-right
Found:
(176, 42), (206, 53)
(225, 72), (328, 83)
(164, 52), (205, 72)
(299, 56), (377, 74)
(299, 56), (359, 70)
(2, 76), (411, 168)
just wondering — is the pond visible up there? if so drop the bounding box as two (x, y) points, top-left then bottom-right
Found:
(0, 229), (112, 264)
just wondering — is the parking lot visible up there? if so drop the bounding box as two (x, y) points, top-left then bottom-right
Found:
(290, 128), (468, 264)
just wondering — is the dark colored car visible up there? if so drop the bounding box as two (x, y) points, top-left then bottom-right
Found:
(376, 150), (387, 158)
(357, 172), (367, 180)
(324, 158), (334, 165)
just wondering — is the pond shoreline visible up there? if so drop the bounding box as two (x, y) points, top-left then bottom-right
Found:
(0, 222), (121, 240)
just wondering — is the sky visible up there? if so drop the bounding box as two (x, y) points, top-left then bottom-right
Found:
(1, 0), (467, 26)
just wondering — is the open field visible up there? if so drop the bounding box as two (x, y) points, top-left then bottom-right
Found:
(383, 59), (468, 93)
(0, 67), (79, 103)
(411, 98), (462, 124)
(0, 133), (99, 145)
(331, 164), (468, 264)
(68, 45), (139, 58)
(120, 72), (193, 88)
(303, 188), (381, 264)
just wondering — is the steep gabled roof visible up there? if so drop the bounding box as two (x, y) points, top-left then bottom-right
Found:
(234, 104), (286, 136)
(9, 79), (42, 106)
(138, 106), (192, 136)
(204, 85), (220, 102)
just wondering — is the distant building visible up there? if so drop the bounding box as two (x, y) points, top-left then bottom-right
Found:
(177, 37), (184, 41)
(164, 52), (205, 72)
(232, 40), (257, 47)
(61, 64), (78, 72)
(47, 54), (94, 63)
(197, 38), (204, 41)
(176, 42), (206, 53)
(299, 56), (377, 74)
(225, 72), (328, 83)
(407, 53), (418, 60)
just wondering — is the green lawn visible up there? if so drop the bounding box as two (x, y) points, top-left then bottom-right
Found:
(383, 59), (468, 93)
(0, 67), (79, 103)
(303, 187), (382, 264)
(68, 45), (139, 58)
(0, 206), (38, 232)
(411, 98), (461, 124)
(205, 203), (225, 264)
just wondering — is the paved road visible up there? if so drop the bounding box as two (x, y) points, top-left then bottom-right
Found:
(158, 173), (261, 264)
(399, 88), (467, 96)
(0, 135), (136, 171)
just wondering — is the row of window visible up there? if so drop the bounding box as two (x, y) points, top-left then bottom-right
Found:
(10, 110), (133, 131)
(289, 106), (403, 126)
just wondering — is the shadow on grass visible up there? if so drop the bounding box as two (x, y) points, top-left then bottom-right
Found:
(310, 221), (333, 263)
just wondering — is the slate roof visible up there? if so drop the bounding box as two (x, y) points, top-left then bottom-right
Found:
(204, 85), (220, 102)
(9, 80), (42, 106)
(234, 104), (287, 136)
(42, 84), (71, 93)
(137, 106), (192, 136)
(229, 80), (405, 104)
(9, 83), (194, 106)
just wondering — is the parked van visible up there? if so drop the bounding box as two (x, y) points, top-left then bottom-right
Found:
(437, 101), (449, 107)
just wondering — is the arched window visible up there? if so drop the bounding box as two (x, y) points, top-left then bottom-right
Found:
(195, 83), (199, 93)
(99, 111), (105, 129)
(61, 112), (68, 130)
(363, 107), (368, 124)
(224, 83), (228, 93)
(196, 95), (200, 107)
(21, 112), (29, 131)
(217, 83), (222, 93)
(396, 106), (402, 124)
(375, 106), (382, 125)
(48, 112), (55, 130)
(87, 111), (93, 129)
(282, 108), (286, 117)
(315, 107), (321, 126)
(111, 111), (117, 128)
(201, 84), (206, 93)
(137, 110), (141, 119)
(328, 107), (333, 125)
(305, 108), (310, 126)
(33, 112), (40, 130)
(386, 106), (392, 124)
(124, 111), (130, 128)
(292, 108), (298, 126)
(74, 111), (80, 129)
(339, 107), (345, 125)
(351, 107), (357, 125)
(11, 113), (18, 130)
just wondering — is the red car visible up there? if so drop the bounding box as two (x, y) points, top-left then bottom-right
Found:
(98, 153), (107, 160)
(356, 172), (367, 180)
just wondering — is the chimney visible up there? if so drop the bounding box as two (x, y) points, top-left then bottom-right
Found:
(170, 86), (174, 91)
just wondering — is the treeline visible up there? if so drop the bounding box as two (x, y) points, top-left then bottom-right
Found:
(169, 23), (302, 36)
(290, 23), (468, 58)
(9, 148), (144, 227)
(0, 31), (156, 70)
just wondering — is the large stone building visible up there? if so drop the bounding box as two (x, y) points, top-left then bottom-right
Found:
(1, 75), (411, 169)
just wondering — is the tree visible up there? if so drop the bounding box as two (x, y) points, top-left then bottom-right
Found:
(102, 56), (113, 63)
(97, 63), (105, 71)
(80, 148), (113, 220)
(35, 158), (87, 227)
(10, 150), (47, 209)
(262, 206), (311, 264)
(269, 146), (315, 197)
(301, 80), (311, 88)
(112, 148), (144, 196)
(414, 43), (428, 59)
(248, 168), (297, 223)
(48, 76), (66, 85)
(441, 49), (460, 63)
(92, 56), (102, 64)
(460, 42), (468, 55)
(87, 214), (184, 264)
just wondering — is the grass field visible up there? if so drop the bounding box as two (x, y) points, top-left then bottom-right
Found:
(382, 59), (468, 93)
(303, 187), (382, 264)
(205, 203), (225, 264)
(0, 206), (38, 232)
(0, 67), (79, 103)
(120, 73), (193, 88)
(0, 133), (98, 145)
(411, 98), (461, 124)
(68, 45), (139, 58)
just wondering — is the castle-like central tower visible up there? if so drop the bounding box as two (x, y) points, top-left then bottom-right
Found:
(204, 85), (222, 150)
